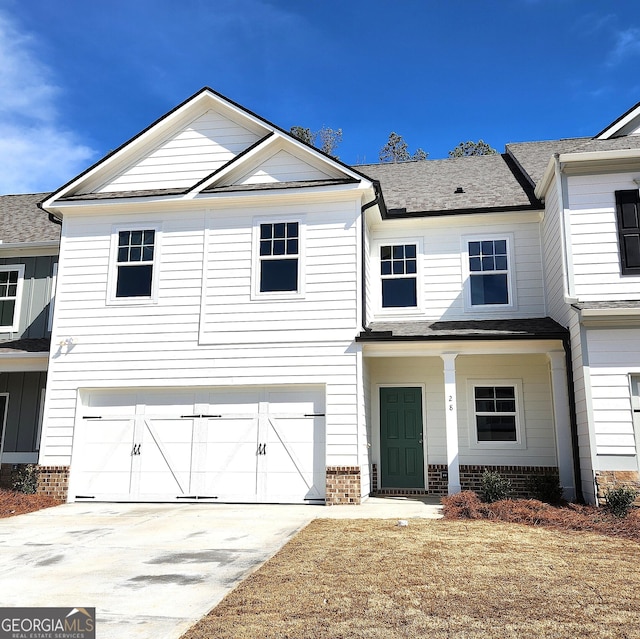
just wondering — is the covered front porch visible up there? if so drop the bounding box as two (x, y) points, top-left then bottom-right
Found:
(358, 319), (577, 501)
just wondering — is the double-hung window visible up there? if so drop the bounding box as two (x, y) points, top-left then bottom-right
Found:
(466, 237), (513, 308)
(110, 226), (159, 302)
(258, 221), (300, 293)
(380, 243), (418, 308)
(469, 380), (525, 448)
(615, 190), (640, 276)
(0, 265), (24, 332)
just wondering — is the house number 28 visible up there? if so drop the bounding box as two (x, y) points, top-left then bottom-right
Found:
(448, 395), (455, 411)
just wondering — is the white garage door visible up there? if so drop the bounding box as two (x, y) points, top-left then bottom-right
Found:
(70, 387), (326, 503)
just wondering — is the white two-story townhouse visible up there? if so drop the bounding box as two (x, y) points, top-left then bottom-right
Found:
(359, 157), (577, 501)
(39, 88), (378, 505)
(0, 194), (59, 488)
(507, 102), (640, 504)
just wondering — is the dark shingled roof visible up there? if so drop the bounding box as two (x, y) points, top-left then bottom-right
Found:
(358, 318), (567, 341)
(358, 154), (540, 214)
(0, 337), (50, 353)
(507, 136), (640, 187)
(0, 193), (60, 243)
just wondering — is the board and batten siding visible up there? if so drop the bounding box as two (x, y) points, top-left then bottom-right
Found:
(0, 371), (46, 453)
(567, 173), (640, 301)
(368, 212), (545, 321)
(585, 327), (640, 462)
(96, 110), (262, 193)
(0, 255), (57, 340)
(40, 195), (364, 470)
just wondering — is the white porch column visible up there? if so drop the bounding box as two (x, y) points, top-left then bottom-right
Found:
(548, 351), (576, 501)
(441, 353), (461, 494)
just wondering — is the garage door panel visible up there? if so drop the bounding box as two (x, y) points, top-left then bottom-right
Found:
(74, 386), (326, 503)
(72, 418), (135, 498)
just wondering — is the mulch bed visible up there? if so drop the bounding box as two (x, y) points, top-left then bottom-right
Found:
(442, 490), (640, 542)
(0, 489), (62, 518)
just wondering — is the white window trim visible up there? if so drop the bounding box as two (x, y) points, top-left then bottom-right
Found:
(107, 223), (161, 305)
(467, 379), (526, 450)
(462, 234), (517, 312)
(251, 215), (306, 300)
(0, 264), (25, 332)
(47, 261), (58, 333)
(372, 237), (423, 316)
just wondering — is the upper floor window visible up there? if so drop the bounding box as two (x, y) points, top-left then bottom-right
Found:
(0, 265), (24, 332)
(109, 225), (160, 303)
(615, 190), (640, 276)
(258, 222), (299, 293)
(381, 244), (417, 308)
(464, 236), (515, 310)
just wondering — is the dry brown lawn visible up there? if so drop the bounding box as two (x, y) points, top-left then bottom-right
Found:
(182, 518), (640, 639)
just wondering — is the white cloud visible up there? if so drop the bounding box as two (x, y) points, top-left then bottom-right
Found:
(0, 11), (95, 194)
(608, 27), (640, 66)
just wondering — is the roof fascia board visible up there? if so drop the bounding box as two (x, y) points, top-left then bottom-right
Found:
(595, 101), (640, 139)
(50, 182), (370, 215)
(0, 240), (59, 255)
(360, 338), (564, 357)
(537, 149), (640, 198)
(382, 204), (543, 219)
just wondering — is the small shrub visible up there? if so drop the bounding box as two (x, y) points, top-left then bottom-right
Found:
(528, 474), (563, 504)
(605, 486), (638, 518)
(480, 470), (511, 503)
(11, 464), (39, 495)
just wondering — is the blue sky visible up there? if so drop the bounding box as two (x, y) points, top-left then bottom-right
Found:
(1, 0), (640, 194)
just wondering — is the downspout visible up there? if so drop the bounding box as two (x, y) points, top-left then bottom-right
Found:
(360, 181), (383, 332)
(563, 333), (585, 503)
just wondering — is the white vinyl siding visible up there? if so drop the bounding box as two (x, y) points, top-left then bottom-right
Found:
(567, 173), (640, 300)
(97, 110), (262, 192)
(40, 196), (363, 470)
(368, 212), (544, 321)
(201, 198), (359, 344)
(237, 150), (333, 185)
(585, 327), (640, 458)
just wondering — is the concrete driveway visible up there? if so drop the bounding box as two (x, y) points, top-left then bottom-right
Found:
(0, 498), (441, 639)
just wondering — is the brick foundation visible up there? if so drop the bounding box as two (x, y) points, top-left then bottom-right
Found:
(0, 463), (13, 489)
(36, 466), (70, 501)
(326, 466), (361, 505)
(427, 464), (449, 495)
(459, 465), (559, 498)
(595, 471), (640, 507)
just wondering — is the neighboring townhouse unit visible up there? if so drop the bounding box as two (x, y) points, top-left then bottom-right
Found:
(0, 194), (59, 487)
(506, 102), (640, 504)
(23, 88), (640, 505)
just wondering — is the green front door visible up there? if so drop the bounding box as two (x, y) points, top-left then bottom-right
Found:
(380, 387), (424, 489)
